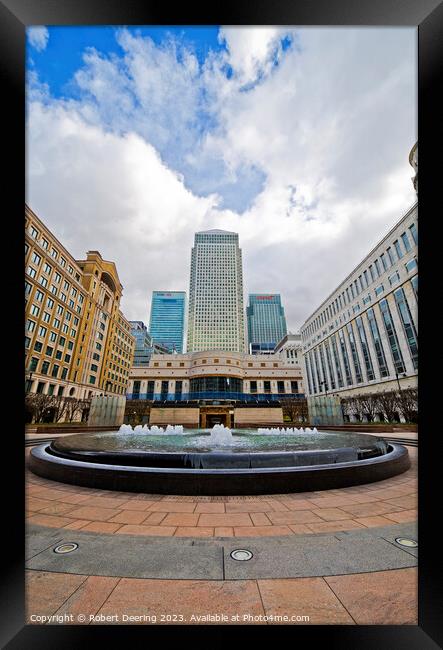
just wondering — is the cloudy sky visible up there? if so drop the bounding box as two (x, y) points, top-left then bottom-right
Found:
(26, 26), (417, 334)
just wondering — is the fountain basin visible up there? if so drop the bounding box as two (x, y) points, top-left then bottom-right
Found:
(28, 429), (410, 495)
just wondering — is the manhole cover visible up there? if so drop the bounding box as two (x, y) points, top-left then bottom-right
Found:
(395, 537), (418, 548)
(53, 542), (78, 554)
(230, 549), (253, 561)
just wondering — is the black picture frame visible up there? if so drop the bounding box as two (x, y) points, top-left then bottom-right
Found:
(1, 0), (441, 646)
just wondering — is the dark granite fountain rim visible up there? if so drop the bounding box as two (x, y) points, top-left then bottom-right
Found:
(33, 441), (403, 474)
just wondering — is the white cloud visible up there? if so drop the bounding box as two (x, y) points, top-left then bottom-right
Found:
(26, 27), (417, 332)
(27, 26), (49, 52)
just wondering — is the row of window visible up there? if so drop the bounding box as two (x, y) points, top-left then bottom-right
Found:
(304, 280), (417, 394)
(302, 220), (417, 343)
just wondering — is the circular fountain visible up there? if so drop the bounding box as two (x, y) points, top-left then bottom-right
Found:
(29, 424), (410, 495)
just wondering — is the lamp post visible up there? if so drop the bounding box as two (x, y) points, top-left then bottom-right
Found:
(25, 370), (33, 393)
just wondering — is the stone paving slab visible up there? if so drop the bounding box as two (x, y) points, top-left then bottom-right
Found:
(26, 522), (417, 581)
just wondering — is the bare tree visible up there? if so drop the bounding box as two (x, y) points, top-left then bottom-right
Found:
(375, 391), (399, 423)
(51, 396), (67, 423)
(125, 400), (151, 426)
(355, 393), (379, 423)
(396, 387), (418, 423)
(63, 397), (91, 423)
(25, 393), (56, 423)
(280, 397), (309, 424)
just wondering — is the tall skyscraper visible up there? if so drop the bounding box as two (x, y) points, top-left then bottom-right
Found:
(148, 291), (185, 353)
(187, 229), (246, 352)
(247, 294), (288, 354)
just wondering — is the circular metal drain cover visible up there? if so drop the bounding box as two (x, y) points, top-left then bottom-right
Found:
(395, 537), (418, 548)
(230, 549), (253, 561)
(54, 542), (78, 554)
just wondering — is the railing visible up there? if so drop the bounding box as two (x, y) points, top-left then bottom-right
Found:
(126, 392), (305, 402)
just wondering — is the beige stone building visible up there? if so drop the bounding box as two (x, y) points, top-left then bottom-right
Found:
(127, 350), (305, 427)
(25, 205), (134, 406)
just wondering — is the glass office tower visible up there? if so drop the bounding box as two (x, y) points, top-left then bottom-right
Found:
(247, 294), (288, 354)
(148, 291), (185, 353)
(187, 229), (246, 352)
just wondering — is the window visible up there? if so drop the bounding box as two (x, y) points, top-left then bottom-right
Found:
(51, 248), (58, 259)
(290, 381), (298, 393)
(48, 384), (55, 396)
(49, 331), (57, 343)
(263, 381), (271, 393)
(338, 328), (353, 386)
(41, 361), (49, 375)
(64, 354), (71, 363)
(41, 238), (49, 250)
(60, 257), (66, 267)
(405, 258), (418, 273)
(401, 231), (412, 252)
(34, 341), (43, 352)
(387, 247), (396, 266)
(61, 368), (68, 380)
(394, 287), (418, 370)
(250, 380), (257, 393)
(393, 240), (403, 259)
(39, 277), (48, 288)
(375, 285), (384, 296)
(29, 357), (39, 371)
(30, 226), (39, 239)
(43, 263), (52, 274)
(25, 336), (31, 349)
(27, 266), (37, 279)
(38, 326), (47, 338)
(30, 304), (40, 317)
(53, 318), (60, 328)
(380, 253), (389, 272)
(379, 299), (406, 374)
(50, 285), (58, 295)
(59, 336), (66, 346)
(409, 223), (418, 245)
(67, 341), (74, 350)
(31, 252), (41, 265)
(374, 259), (381, 277)
(46, 297), (54, 309)
(45, 346), (53, 356)
(91, 364), (98, 372)
(89, 375), (96, 384)
(54, 272), (61, 283)
(355, 316), (375, 381)
(277, 380), (285, 393)
(366, 308), (389, 378)
(55, 350), (62, 360)
(346, 323), (363, 383)
(388, 271), (400, 286)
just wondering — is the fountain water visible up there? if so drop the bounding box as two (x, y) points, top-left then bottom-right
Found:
(257, 427), (319, 435)
(118, 424), (184, 435)
(208, 424), (233, 445)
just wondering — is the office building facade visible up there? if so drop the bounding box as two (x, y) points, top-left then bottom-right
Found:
(130, 320), (169, 365)
(274, 333), (302, 366)
(25, 205), (135, 402)
(148, 291), (185, 353)
(300, 202), (418, 400)
(247, 294), (287, 354)
(187, 230), (246, 353)
(128, 350), (304, 401)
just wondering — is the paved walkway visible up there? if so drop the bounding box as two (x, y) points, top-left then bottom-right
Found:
(26, 448), (417, 538)
(25, 445), (418, 625)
